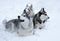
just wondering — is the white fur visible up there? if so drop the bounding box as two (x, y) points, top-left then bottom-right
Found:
(17, 16), (34, 36)
(40, 15), (48, 21)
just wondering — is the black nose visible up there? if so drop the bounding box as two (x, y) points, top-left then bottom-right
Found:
(18, 16), (24, 22)
(48, 17), (50, 19)
(18, 16), (20, 19)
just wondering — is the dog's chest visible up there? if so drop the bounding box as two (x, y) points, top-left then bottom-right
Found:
(18, 16), (34, 36)
(35, 22), (44, 29)
(20, 16), (30, 29)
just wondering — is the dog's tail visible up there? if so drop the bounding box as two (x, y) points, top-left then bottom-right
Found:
(2, 19), (7, 26)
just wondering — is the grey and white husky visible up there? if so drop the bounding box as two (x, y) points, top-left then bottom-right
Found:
(33, 8), (50, 29)
(3, 4), (34, 36)
(3, 16), (24, 32)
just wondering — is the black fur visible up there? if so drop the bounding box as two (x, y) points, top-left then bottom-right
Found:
(33, 12), (42, 28)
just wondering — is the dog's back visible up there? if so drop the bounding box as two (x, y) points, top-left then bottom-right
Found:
(4, 16), (24, 32)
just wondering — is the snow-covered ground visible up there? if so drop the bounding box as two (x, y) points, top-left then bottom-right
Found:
(0, 0), (60, 41)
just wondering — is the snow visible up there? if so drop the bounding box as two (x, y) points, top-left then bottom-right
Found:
(0, 0), (60, 41)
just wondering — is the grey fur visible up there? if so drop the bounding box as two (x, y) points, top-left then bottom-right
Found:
(4, 16), (24, 32)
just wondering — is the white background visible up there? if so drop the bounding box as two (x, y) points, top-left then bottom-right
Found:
(0, 0), (60, 41)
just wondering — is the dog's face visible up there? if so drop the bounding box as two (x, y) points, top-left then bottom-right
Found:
(24, 4), (32, 15)
(39, 8), (50, 23)
(40, 13), (49, 22)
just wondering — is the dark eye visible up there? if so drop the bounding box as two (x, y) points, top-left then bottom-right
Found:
(24, 9), (26, 13)
(45, 14), (47, 15)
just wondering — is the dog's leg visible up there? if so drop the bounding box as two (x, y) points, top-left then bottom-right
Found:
(5, 22), (12, 32)
(11, 22), (15, 32)
(33, 18), (36, 29)
(7, 22), (15, 32)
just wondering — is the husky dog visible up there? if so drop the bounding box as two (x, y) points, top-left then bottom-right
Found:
(3, 16), (24, 32)
(17, 4), (34, 36)
(33, 8), (50, 29)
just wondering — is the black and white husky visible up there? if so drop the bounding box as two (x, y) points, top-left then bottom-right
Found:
(33, 8), (50, 29)
(3, 4), (34, 36)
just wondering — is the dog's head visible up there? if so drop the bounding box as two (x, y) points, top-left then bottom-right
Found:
(23, 4), (33, 16)
(22, 4), (34, 19)
(38, 8), (50, 23)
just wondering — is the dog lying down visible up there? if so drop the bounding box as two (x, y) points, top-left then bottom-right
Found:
(3, 4), (34, 36)
(33, 8), (50, 29)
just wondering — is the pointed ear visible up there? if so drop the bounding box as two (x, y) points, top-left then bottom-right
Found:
(40, 8), (46, 14)
(40, 8), (44, 13)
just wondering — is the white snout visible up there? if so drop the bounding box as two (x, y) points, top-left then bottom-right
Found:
(40, 15), (49, 21)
